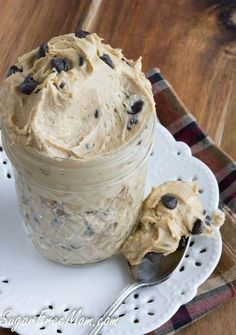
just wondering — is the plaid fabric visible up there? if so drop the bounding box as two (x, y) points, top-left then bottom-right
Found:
(145, 69), (236, 335)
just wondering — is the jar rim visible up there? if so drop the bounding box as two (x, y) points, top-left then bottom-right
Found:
(2, 114), (157, 190)
(2, 113), (156, 169)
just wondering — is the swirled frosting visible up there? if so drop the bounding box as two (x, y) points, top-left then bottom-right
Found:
(0, 32), (155, 159)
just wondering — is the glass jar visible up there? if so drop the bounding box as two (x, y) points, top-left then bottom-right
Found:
(1, 114), (156, 264)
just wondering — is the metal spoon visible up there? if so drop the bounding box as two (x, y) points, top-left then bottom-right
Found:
(88, 236), (191, 335)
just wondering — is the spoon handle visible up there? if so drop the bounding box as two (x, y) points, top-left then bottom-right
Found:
(88, 281), (143, 335)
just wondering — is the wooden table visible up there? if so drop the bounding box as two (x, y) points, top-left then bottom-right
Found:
(0, 0), (235, 334)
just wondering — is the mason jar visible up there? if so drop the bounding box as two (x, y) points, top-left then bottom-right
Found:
(1, 114), (156, 264)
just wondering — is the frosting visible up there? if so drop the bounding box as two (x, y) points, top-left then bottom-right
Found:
(122, 181), (225, 265)
(0, 33), (155, 159)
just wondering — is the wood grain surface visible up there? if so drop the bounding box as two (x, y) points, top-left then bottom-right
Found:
(0, 0), (235, 334)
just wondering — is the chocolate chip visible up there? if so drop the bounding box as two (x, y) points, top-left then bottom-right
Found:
(191, 219), (204, 235)
(75, 30), (91, 38)
(127, 116), (138, 130)
(59, 81), (65, 89)
(79, 56), (84, 66)
(56, 208), (65, 216)
(177, 236), (187, 250)
(38, 43), (49, 58)
(51, 57), (71, 72)
(86, 210), (95, 215)
(100, 54), (114, 69)
(128, 100), (144, 114)
(205, 215), (211, 221)
(161, 194), (178, 209)
(85, 224), (94, 236)
(121, 57), (131, 66)
(94, 110), (99, 118)
(19, 76), (39, 95)
(205, 215), (212, 226)
(85, 142), (94, 150)
(6, 65), (23, 77)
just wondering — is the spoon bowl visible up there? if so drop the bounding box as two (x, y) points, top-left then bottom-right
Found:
(88, 237), (191, 335)
(129, 237), (191, 284)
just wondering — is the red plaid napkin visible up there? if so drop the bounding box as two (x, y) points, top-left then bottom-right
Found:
(145, 69), (236, 335)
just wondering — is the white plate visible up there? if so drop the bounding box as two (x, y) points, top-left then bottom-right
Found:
(0, 124), (222, 335)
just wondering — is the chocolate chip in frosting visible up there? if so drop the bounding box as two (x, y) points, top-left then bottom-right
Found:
(205, 214), (212, 226)
(6, 65), (23, 77)
(100, 54), (114, 69)
(128, 100), (144, 114)
(59, 81), (65, 89)
(38, 43), (49, 58)
(75, 30), (91, 38)
(161, 194), (178, 209)
(51, 57), (71, 72)
(79, 56), (84, 66)
(85, 142), (94, 150)
(127, 115), (139, 130)
(121, 57), (131, 66)
(191, 219), (203, 235)
(19, 76), (39, 95)
(177, 236), (187, 250)
(56, 208), (65, 216)
(94, 109), (99, 118)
